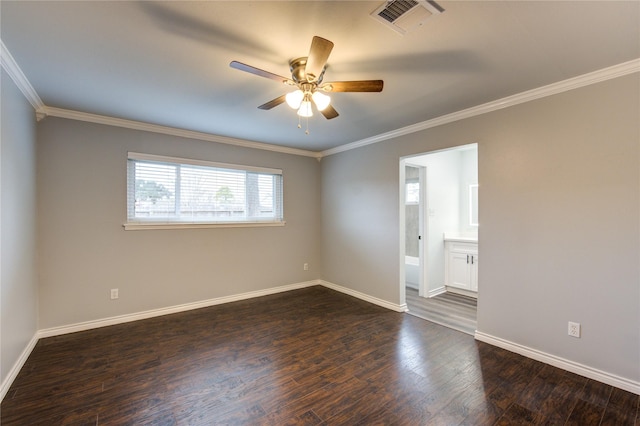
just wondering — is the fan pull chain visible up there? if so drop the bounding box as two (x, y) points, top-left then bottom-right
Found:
(296, 116), (310, 135)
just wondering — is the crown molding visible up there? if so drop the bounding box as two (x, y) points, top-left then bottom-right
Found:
(3, 33), (637, 160)
(43, 107), (321, 158)
(1, 38), (318, 157)
(320, 58), (640, 157)
(0, 39), (47, 118)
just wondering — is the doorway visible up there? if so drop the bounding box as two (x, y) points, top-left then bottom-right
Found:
(400, 143), (478, 335)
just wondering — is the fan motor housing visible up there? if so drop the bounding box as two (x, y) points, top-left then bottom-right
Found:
(289, 57), (325, 84)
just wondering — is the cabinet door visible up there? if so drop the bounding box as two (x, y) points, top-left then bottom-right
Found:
(449, 252), (471, 290)
(470, 254), (479, 291)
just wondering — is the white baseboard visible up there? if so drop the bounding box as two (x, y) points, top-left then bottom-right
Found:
(38, 280), (320, 338)
(32, 278), (403, 341)
(406, 282), (419, 291)
(446, 286), (478, 299)
(3, 279), (401, 402)
(7, 283), (636, 404)
(40, 279), (409, 339)
(319, 280), (407, 312)
(427, 285), (446, 298)
(0, 332), (39, 401)
(475, 331), (640, 396)
(2, 280), (319, 402)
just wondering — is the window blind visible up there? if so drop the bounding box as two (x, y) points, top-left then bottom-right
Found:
(126, 153), (283, 228)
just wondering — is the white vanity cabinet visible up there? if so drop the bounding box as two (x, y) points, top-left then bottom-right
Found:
(444, 239), (478, 294)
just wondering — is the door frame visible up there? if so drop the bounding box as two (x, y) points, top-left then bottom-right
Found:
(417, 164), (428, 297)
(400, 143), (479, 306)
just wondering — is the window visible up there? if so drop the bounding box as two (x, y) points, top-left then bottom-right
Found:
(125, 153), (284, 229)
(406, 181), (419, 204)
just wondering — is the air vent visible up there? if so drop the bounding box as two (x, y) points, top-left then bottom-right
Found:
(371, 0), (444, 35)
(378, 0), (419, 23)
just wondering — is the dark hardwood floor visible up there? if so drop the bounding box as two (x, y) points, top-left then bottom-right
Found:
(2, 286), (638, 425)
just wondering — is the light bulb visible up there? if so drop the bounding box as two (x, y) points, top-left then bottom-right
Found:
(285, 90), (304, 109)
(297, 100), (313, 117)
(312, 91), (331, 111)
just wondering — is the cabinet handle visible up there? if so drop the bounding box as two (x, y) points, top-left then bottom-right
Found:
(471, 255), (474, 265)
(467, 255), (469, 264)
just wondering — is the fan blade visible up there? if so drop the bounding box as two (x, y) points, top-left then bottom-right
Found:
(305, 36), (334, 82)
(320, 104), (339, 120)
(323, 80), (384, 92)
(230, 61), (292, 84)
(258, 94), (287, 110)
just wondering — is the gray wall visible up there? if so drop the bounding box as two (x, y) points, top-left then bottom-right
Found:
(1, 69), (39, 384)
(37, 118), (321, 329)
(3, 67), (638, 390)
(321, 74), (639, 382)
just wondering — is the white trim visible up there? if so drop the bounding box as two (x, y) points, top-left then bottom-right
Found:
(0, 333), (39, 401)
(4, 284), (638, 402)
(475, 331), (640, 396)
(123, 221), (286, 231)
(43, 106), (322, 159)
(319, 280), (408, 312)
(38, 280), (320, 338)
(320, 58), (640, 157)
(126, 153), (285, 228)
(2, 34), (637, 159)
(0, 40), (46, 117)
(1, 279), (401, 402)
(427, 286), (446, 298)
(1, 280), (318, 402)
(446, 286), (478, 299)
(35, 279), (407, 338)
(1, 37), (637, 158)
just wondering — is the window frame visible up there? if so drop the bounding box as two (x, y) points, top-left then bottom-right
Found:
(124, 152), (285, 230)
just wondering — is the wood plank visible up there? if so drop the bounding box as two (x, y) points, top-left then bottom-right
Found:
(566, 398), (606, 425)
(601, 387), (640, 425)
(405, 287), (477, 335)
(1, 286), (637, 425)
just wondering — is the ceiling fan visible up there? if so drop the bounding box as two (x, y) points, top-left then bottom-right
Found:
(230, 36), (383, 127)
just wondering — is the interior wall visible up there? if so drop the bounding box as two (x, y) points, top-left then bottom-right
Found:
(0, 69), (39, 385)
(37, 117), (321, 329)
(320, 74), (640, 383)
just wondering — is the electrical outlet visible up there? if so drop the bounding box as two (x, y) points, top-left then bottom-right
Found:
(303, 263), (309, 271)
(110, 288), (119, 300)
(568, 321), (581, 338)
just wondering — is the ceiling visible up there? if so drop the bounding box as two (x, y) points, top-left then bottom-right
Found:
(2, 1), (639, 152)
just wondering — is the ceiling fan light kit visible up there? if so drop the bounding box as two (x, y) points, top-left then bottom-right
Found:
(285, 90), (304, 109)
(298, 97), (313, 118)
(311, 91), (331, 111)
(230, 36), (383, 134)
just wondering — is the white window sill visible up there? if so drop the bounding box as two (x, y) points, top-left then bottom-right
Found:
(123, 221), (286, 230)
